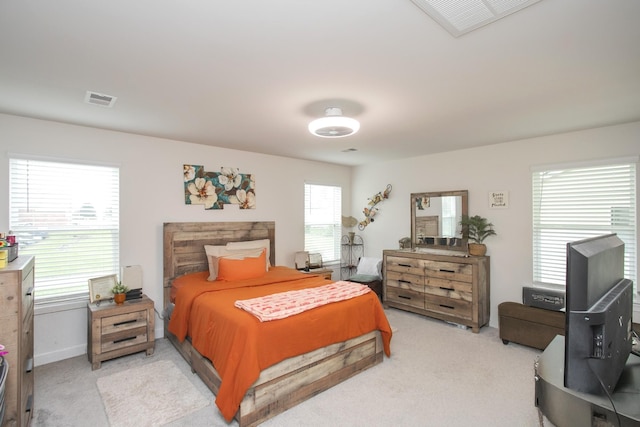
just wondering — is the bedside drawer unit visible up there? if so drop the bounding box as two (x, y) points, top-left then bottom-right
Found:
(88, 295), (155, 370)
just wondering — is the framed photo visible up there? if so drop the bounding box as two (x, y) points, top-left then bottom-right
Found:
(88, 274), (118, 303)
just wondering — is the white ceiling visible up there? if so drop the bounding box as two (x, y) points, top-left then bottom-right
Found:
(1, 0), (639, 166)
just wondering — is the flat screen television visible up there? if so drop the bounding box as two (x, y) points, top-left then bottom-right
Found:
(564, 233), (634, 395)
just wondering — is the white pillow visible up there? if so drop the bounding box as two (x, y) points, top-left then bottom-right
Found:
(204, 245), (265, 281)
(356, 257), (382, 278)
(226, 239), (271, 268)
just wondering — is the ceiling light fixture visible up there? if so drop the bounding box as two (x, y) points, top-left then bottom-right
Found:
(308, 107), (360, 138)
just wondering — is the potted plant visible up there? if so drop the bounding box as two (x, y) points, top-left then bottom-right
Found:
(111, 282), (129, 305)
(459, 214), (497, 256)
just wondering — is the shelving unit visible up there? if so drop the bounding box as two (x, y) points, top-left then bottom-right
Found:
(340, 234), (364, 279)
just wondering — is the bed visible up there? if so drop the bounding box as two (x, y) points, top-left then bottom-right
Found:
(163, 221), (392, 426)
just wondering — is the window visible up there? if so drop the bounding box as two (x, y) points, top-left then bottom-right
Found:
(440, 196), (458, 237)
(9, 157), (120, 304)
(304, 183), (341, 263)
(532, 159), (637, 297)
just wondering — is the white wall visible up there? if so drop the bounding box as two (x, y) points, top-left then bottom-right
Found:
(0, 113), (352, 365)
(2, 113), (638, 364)
(350, 121), (640, 328)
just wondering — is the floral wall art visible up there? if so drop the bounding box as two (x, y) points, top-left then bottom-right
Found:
(184, 164), (255, 209)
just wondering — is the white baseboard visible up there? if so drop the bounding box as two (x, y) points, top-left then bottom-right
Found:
(35, 344), (86, 366)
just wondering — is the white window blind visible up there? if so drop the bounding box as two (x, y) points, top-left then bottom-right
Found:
(9, 157), (120, 303)
(304, 183), (342, 263)
(441, 195), (458, 237)
(532, 160), (637, 296)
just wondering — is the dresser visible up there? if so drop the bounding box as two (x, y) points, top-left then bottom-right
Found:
(0, 256), (35, 427)
(383, 250), (489, 332)
(87, 295), (155, 370)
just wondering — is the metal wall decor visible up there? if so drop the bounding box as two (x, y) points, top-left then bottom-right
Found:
(184, 164), (255, 209)
(358, 184), (392, 230)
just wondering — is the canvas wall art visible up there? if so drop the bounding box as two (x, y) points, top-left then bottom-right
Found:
(184, 164), (255, 209)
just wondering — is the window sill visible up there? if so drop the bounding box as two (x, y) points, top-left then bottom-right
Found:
(35, 298), (89, 315)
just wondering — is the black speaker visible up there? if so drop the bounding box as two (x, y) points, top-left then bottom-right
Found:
(522, 287), (565, 311)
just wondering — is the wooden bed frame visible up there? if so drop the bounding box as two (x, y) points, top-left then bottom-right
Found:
(163, 221), (384, 427)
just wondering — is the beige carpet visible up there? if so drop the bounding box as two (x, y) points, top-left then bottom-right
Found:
(96, 360), (210, 427)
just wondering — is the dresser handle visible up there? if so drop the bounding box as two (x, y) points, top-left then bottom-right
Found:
(25, 287), (34, 297)
(398, 280), (411, 285)
(439, 304), (455, 310)
(398, 295), (411, 300)
(25, 394), (33, 413)
(439, 269), (455, 274)
(398, 263), (412, 268)
(25, 357), (33, 373)
(439, 287), (454, 291)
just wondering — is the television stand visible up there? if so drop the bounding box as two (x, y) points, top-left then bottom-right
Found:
(535, 336), (640, 427)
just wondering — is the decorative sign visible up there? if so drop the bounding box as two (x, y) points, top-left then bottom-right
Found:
(489, 191), (509, 209)
(184, 165), (255, 210)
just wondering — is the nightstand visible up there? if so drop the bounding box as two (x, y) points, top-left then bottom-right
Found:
(305, 268), (334, 280)
(87, 295), (155, 370)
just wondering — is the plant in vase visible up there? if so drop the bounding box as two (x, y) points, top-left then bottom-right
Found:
(459, 214), (496, 256)
(111, 282), (129, 305)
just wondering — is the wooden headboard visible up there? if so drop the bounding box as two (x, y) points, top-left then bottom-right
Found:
(163, 221), (275, 309)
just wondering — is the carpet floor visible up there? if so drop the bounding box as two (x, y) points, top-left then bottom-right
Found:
(97, 359), (209, 426)
(32, 308), (551, 426)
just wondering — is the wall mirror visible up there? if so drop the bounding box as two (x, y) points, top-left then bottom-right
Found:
(410, 190), (468, 251)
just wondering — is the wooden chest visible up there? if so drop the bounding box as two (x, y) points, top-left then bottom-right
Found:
(87, 295), (155, 370)
(383, 250), (490, 332)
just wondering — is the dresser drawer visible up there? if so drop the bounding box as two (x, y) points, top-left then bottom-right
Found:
(386, 285), (425, 309)
(386, 256), (426, 276)
(21, 267), (35, 324)
(424, 276), (472, 301)
(425, 294), (472, 320)
(423, 260), (473, 283)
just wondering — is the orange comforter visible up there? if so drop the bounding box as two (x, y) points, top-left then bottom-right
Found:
(168, 266), (392, 421)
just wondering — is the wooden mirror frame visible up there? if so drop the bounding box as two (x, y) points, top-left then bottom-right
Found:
(410, 190), (468, 252)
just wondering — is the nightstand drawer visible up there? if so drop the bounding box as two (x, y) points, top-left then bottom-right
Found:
(101, 310), (148, 335)
(101, 310), (149, 352)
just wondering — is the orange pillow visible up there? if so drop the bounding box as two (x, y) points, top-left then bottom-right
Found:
(217, 249), (267, 281)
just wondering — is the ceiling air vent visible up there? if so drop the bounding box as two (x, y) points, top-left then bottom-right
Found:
(409, 0), (543, 37)
(85, 91), (117, 108)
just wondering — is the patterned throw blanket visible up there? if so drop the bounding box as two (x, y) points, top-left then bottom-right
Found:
(235, 280), (371, 321)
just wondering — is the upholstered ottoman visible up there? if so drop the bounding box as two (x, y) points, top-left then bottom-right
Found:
(498, 302), (565, 350)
